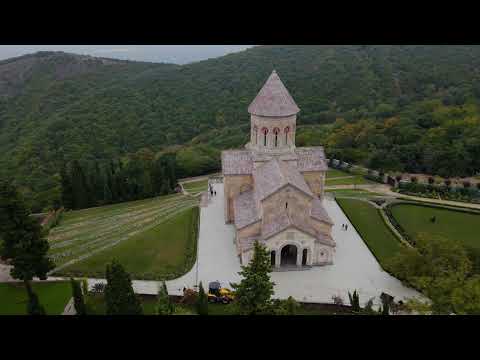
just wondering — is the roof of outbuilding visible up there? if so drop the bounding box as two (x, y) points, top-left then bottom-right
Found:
(248, 70), (300, 117)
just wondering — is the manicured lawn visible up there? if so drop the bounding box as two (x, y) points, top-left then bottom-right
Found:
(326, 168), (351, 178)
(325, 175), (374, 186)
(336, 198), (403, 265)
(0, 281), (71, 315)
(326, 189), (384, 198)
(86, 294), (161, 315)
(48, 193), (199, 272)
(181, 179), (208, 195)
(390, 203), (480, 250)
(56, 207), (199, 280)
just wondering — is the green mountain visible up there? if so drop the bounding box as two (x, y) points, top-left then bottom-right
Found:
(2, 45), (480, 211)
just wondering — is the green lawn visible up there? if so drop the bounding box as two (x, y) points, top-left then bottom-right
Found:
(181, 179), (208, 195)
(0, 281), (71, 315)
(325, 175), (374, 186)
(390, 203), (480, 250)
(336, 198), (403, 265)
(48, 193), (199, 273)
(326, 189), (384, 198)
(55, 206), (199, 280)
(326, 168), (351, 178)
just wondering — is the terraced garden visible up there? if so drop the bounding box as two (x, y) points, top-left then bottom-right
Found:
(48, 193), (200, 279)
(181, 179), (209, 195)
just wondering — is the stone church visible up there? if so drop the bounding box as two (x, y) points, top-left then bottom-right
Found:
(221, 70), (335, 269)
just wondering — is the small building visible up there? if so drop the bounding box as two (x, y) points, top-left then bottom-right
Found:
(221, 70), (335, 269)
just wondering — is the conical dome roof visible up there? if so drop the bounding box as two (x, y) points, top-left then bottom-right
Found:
(248, 70), (300, 117)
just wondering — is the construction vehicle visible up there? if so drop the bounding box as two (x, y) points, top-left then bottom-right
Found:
(207, 281), (235, 304)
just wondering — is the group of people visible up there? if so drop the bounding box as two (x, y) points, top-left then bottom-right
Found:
(341, 223), (349, 231)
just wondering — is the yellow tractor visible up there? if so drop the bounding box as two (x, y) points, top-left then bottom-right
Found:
(207, 281), (235, 304)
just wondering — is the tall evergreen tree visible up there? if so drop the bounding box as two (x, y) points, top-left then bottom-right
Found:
(231, 241), (275, 315)
(156, 281), (175, 315)
(0, 180), (55, 313)
(104, 260), (143, 315)
(70, 278), (87, 315)
(196, 281), (209, 316)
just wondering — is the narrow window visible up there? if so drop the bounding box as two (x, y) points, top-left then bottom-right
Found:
(285, 202), (288, 209)
(273, 128), (280, 147)
(284, 126), (290, 145)
(262, 127), (269, 146)
(253, 126), (258, 145)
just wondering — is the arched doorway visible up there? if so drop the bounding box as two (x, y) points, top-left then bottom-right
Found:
(281, 245), (297, 266)
(302, 249), (308, 266)
(271, 251), (276, 267)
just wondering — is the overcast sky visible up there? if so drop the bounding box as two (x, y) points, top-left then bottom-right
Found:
(0, 45), (255, 64)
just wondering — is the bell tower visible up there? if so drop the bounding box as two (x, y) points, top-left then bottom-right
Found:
(245, 70), (300, 156)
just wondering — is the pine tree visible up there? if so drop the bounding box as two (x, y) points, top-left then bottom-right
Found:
(0, 180), (55, 311)
(231, 241), (275, 315)
(70, 278), (87, 315)
(104, 260), (143, 315)
(196, 281), (209, 316)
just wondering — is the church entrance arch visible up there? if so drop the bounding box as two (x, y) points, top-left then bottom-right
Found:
(280, 245), (298, 266)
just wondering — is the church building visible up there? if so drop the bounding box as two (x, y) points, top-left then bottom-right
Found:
(221, 70), (335, 269)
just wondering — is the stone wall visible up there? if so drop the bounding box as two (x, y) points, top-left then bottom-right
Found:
(224, 174), (253, 223)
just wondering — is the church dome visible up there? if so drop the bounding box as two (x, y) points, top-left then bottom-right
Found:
(248, 70), (300, 117)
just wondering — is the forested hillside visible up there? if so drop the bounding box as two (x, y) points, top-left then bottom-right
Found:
(2, 45), (480, 211)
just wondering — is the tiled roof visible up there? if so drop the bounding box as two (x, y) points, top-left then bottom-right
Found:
(248, 70), (300, 117)
(295, 147), (329, 172)
(253, 158), (314, 202)
(233, 190), (260, 229)
(221, 150), (254, 175)
(310, 199), (334, 225)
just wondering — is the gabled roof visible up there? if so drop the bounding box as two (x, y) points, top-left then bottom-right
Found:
(310, 199), (334, 225)
(253, 158), (314, 202)
(233, 189), (260, 229)
(248, 70), (300, 117)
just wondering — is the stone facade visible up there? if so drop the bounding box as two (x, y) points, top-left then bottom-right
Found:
(222, 70), (335, 269)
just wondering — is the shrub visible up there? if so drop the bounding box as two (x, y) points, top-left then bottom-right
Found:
(395, 175), (402, 182)
(348, 290), (360, 312)
(196, 282), (208, 316)
(428, 177), (435, 185)
(410, 176), (418, 183)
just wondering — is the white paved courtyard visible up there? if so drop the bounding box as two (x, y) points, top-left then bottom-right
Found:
(161, 182), (422, 306)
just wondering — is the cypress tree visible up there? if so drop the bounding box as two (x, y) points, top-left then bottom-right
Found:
(349, 290), (361, 312)
(196, 281), (209, 315)
(104, 260), (143, 315)
(156, 281), (175, 315)
(0, 180), (55, 314)
(70, 278), (87, 315)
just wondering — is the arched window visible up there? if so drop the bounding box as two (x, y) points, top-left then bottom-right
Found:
(273, 128), (280, 147)
(262, 127), (269, 146)
(253, 126), (258, 145)
(284, 126), (290, 145)
(285, 202), (288, 209)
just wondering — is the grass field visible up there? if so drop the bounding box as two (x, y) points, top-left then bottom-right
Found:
(336, 198), (403, 265)
(181, 180), (208, 195)
(325, 189), (384, 198)
(54, 206), (199, 280)
(325, 175), (374, 186)
(390, 204), (480, 250)
(326, 168), (351, 178)
(0, 281), (71, 315)
(48, 192), (200, 279)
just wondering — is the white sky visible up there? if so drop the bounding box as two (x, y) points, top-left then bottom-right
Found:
(0, 45), (255, 64)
